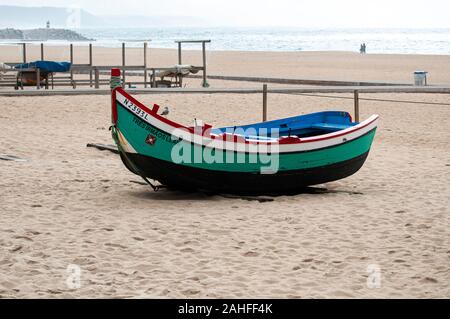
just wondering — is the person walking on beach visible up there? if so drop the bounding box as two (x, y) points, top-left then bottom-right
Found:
(360, 43), (367, 54)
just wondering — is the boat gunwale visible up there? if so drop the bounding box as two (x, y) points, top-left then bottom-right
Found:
(113, 87), (379, 148)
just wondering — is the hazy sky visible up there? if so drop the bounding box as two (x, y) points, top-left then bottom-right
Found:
(2, 0), (450, 27)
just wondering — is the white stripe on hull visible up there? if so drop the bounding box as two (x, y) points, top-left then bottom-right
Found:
(117, 129), (137, 154)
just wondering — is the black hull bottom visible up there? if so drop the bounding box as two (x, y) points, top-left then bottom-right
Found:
(121, 152), (370, 195)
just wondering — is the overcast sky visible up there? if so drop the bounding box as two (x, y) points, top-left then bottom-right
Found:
(2, 0), (450, 28)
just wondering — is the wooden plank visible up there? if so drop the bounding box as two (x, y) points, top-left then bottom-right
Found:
(187, 74), (411, 87)
(0, 83), (22, 87)
(70, 65), (171, 72)
(0, 83), (100, 88)
(1, 86), (450, 97)
(0, 82), (109, 87)
(0, 154), (28, 162)
(0, 74), (18, 78)
(50, 79), (109, 84)
(3, 68), (37, 72)
(175, 40), (211, 43)
(124, 81), (154, 86)
(87, 143), (119, 154)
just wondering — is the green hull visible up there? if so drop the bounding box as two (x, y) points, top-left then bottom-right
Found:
(116, 102), (377, 174)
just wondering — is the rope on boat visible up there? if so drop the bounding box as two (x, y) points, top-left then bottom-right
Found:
(110, 76), (122, 89)
(282, 92), (450, 106)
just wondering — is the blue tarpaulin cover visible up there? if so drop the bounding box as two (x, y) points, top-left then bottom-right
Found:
(15, 61), (72, 73)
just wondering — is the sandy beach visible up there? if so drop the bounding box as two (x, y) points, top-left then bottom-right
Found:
(0, 47), (449, 298)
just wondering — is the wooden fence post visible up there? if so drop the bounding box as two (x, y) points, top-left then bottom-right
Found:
(122, 43), (126, 87)
(40, 43), (44, 60)
(89, 43), (93, 87)
(178, 42), (182, 65)
(152, 69), (156, 88)
(178, 42), (183, 87)
(202, 41), (207, 87)
(354, 90), (360, 123)
(144, 42), (148, 88)
(36, 68), (40, 90)
(70, 43), (74, 84)
(263, 84), (268, 122)
(94, 68), (100, 89)
(22, 43), (27, 63)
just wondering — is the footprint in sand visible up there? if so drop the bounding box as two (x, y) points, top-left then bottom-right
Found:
(182, 289), (201, 297)
(421, 277), (438, 284)
(243, 251), (259, 257)
(13, 236), (33, 242)
(105, 243), (127, 249)
(9, 246), (23, 253)
(26, 231), (41, 236)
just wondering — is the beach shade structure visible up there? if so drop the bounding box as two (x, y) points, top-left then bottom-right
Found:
(14, 61), (71, 88)
(110, 69), (379, 195)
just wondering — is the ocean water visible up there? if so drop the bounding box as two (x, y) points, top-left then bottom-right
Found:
(3, 27), (450, 54)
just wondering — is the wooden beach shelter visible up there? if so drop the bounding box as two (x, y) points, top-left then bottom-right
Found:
(175, 40), (211, 87)
(121, 41), (151, 88)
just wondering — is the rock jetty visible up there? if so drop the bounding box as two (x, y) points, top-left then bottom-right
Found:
(0, 28), (92, 41)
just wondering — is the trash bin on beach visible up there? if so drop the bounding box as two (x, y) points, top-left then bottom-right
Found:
(414, 71), (428, 86)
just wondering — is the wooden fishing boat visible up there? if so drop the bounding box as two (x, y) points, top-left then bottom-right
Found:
(110, 69), (379, 195)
